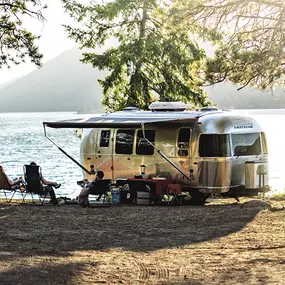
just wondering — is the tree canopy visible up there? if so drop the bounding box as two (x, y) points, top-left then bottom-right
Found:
(179, 0), (285, 91)
(0, 0), (46, 68)
(62, 0), (210, 111)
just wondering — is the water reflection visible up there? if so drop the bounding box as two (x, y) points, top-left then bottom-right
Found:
(0, 112), (86, 198)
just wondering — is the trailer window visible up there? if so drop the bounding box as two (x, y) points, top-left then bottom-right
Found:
(199, 134), (231, 157)
(177, 128), (191, 156)
(115, 130), (134, 154)
(136, 130), (155, 155)
(232, 133), (261, 156)
(100, 130), (111, 147)
(261, 132), (268, 154)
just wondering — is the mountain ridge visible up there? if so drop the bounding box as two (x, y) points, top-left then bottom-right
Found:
(1, 47), (285, 112)
(0, 47), (106, 113)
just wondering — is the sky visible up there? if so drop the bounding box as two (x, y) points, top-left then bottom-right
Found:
(0, 2), (76, 86)
(0, 1), (214, 86)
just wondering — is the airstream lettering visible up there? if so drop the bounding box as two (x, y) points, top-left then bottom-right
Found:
(43, 102), (269, 204)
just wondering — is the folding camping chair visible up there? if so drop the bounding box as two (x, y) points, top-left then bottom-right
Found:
(88, 179), (112, 205)
(23, 164), (52, 205)
(166, 184), (183, 205)
(0, 172), (24, 203)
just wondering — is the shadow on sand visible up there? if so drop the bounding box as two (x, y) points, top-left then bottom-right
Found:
(0, 202), (264, 284)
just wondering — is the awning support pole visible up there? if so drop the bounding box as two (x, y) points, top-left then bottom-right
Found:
(43, 123), (92, 175)
(141, 123), (190, 180)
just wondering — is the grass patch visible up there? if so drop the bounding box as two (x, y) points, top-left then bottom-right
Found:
(269, 192), (285, 201)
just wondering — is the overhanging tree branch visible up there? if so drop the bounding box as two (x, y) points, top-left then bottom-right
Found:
(0, 0), (46, 68)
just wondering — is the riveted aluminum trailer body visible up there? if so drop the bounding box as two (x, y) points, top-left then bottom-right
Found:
(44, 105), (269, 197)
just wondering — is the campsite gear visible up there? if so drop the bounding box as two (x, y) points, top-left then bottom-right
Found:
(23, 164), (58, 205)
(111, 189), (120, 204)
(0, 172), (24, 203)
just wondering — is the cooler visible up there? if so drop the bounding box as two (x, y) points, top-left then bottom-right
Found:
(111, 189), (121, 204)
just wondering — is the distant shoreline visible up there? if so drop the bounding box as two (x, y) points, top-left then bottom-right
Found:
(0, 107), (284, 114)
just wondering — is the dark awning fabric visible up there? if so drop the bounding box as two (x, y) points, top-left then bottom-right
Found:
(43, 114), (199, 129)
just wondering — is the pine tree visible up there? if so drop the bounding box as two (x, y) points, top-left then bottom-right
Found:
(62, 0), (210, 110)
(0, 0), (46, 68)
(178, 0), (285, 91)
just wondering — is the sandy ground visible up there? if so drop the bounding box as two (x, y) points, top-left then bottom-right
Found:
(0, 197), (285, 285)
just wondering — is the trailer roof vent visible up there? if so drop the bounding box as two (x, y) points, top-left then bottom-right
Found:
(123, 106), (140, 111)
(149, 101), (190, 111)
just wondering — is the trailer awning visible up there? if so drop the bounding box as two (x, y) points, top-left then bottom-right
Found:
(43, 114), (199, 129)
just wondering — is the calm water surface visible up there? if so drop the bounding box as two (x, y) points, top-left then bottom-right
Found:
(235, 109), (285, 194)
(0, 112), (87, 198)
(0, 110), (284, 199)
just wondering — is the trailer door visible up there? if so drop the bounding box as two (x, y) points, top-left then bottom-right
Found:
(95, 129), (115, 180)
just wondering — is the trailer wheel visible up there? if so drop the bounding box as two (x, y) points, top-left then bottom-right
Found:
(188, 193), (210, 206)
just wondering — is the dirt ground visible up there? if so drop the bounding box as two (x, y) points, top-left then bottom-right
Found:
(0, 197), (285, 285)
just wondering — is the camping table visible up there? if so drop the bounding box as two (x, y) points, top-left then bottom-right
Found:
(115, 178), (173, 204)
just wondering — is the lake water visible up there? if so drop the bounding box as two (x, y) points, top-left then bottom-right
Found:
(233, 109), (285, 195)
(0, 110), (284, 199)
(0, 112), (86, 198)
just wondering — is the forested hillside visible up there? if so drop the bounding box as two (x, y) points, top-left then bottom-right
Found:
(0, 47), (284, 112)
(0, 48), (106, 113)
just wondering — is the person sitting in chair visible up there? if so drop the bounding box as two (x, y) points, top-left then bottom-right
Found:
(79, 178), (91, 189)
(30, 162), (61, 205)
(0, 165), (23, 190)
(78, 170), (105, 207)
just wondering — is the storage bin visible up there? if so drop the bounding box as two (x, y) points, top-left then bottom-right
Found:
(137, 191), (153, 205)
(111, 189), (120, 204)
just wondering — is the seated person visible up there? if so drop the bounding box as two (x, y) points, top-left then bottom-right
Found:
(30, 162), (61, 205)
(78, 170), (105, 207)
(78, 178), (91, 189)
(0, 165), (23, 190)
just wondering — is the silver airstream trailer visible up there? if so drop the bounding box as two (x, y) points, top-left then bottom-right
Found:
(44, 102), (269, 204)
